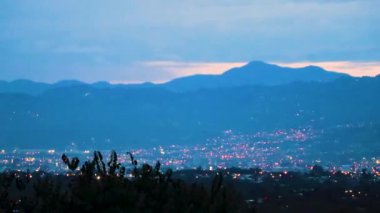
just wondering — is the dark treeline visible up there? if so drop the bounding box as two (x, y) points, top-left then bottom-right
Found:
(1, 151), (380, 212)
(175, 166), (380, 213)
(0, 151), (249, 212)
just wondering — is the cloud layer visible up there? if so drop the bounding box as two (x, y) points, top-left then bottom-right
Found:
(0, 0), (379, 82)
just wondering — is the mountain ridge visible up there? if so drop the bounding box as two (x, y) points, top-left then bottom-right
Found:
(161, 61), (348, 92)
(0, 75), (379, 149)
(0, 61), (350, 95)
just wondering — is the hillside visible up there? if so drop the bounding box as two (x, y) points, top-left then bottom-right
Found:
(161, 61), (347, 91)
(0, 61), (347, 95)
(0, 76), (379, 149)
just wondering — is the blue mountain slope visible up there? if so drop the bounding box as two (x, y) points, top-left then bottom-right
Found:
(0, 76), (379, 149)
(161, 61), (348, 91)
(0, 79), (50, 95)
(0, 61), (349, 95)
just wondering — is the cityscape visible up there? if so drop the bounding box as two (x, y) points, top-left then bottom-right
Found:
(2, 126), (379, 176)
(1, 1), (380, 211)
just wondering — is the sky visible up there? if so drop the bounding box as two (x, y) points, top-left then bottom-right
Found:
(0, 0), (379, 83)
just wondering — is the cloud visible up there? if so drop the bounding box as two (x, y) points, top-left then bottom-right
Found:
(1, 0), (379, 62)
(142, 61), (246, 79)
(54, 45), (104, 54)
(0, 0), (379, 82)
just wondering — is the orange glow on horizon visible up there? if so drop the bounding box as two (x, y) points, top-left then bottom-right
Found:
(112, 60), (380, 84)
(275, 61), (380, 77)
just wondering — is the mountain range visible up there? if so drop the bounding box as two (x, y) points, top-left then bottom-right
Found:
(162, 61), (348, 91)
(0, 61), (379, 151)
(0, 61), (347, 95)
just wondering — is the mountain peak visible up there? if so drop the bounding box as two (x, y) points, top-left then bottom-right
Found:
(235, 61), (280, 71)
(53, 80), (85, 87)
(162, 61), (348, 91)
(246, 60), (275, 67)
(303, 65), (326, 71)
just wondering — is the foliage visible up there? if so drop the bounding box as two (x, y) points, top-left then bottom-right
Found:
(61, 154), (80, 171)
(0, 150), (249, 212)
(3, 151), (380, 212)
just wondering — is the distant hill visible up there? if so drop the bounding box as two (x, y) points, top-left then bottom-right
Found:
(0, 80), (87, 95)
(0, 79), (50, 95)
(0, 61), (378, 151)
(0, 75), (379, 150)
(160, 61), (348, 91)
(0, 61), (348, 95)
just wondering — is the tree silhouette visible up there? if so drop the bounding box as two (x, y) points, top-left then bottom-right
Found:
(61, 154), (80, 171)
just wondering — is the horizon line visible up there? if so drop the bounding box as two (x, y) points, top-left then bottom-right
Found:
(1, 60), (379, 85)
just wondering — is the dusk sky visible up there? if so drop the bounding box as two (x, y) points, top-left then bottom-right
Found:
(1, 0), (379, 83)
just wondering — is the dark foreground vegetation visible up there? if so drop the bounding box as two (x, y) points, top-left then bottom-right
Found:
(0, 151), (249, 212)
(1, 150), (380, 212)
(176, 166), (380, 213)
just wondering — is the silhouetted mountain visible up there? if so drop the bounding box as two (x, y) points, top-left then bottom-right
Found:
(0, 79), (87, 95)
(161, 61), (348, 91)
(53, 80), (85, 88)
(0, 61), (348, 95)
(0, 75), (379, 150)
(92, 81), (112, 89)
(0, 79), (50, 95)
